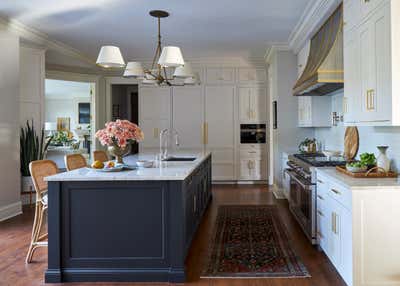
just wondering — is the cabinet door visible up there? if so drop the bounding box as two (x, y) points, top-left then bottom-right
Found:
(238, 68), (267, 83)
(339, 206), (353, 286)
(359, 4), (391, 122)
(205, 86), (235, 180)
(344, 27), (361, 124)
(326, 196), (343, 270)
(343, 0), (361, 32)
(297, 41), (311, 78)
(238, 87), (267, 123)
(172, 86), (204, 150)
(139, 87), (171, 149)
(360, 0), (385, 20)
(206, 67), (235, 84)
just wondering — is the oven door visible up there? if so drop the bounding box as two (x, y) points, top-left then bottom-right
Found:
(286, 170), (316, 243)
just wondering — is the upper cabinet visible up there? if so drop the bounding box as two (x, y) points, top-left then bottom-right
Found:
(238, 87), (267, 123)
(344, 0), (400, 126)
(238, 68), (267, 84)
(205, 67), (235, 84)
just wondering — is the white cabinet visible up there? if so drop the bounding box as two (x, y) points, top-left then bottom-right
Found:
(239, 147), (267, 180)
(298, 96), (332, 127)
(139, 86), (171, 149)
(297, 41), (310, 78)
(344, 1), (400, 125)
(238, 87), (267, 123)
(316, 172), (353, 286)
(205, 86), (236, 180)
(205, 67), (235, 84)
(172, 87), (204, 150)
(238, 68), (267, 83)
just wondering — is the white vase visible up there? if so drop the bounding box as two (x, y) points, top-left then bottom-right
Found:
(377, 146), (391, 172)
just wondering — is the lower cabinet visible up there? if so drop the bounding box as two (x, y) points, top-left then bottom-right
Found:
(239, 147), (267, 180)
(317, 172), (352, 286)
(184, 156), (212, 251)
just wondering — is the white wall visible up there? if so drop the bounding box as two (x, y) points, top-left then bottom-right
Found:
(268, 49), (313, 187)
(0, 31), (22, 221)
(315, 91), (400, 172)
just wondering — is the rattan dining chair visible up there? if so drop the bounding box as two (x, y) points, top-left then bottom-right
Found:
(93, 150), (109, 163)
(64, 153), (87, 171)
(26, 160), (58, 263)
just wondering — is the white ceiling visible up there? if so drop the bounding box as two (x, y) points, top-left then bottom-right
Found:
(45, 79), (91, 99)
(0, 0), (311, 62)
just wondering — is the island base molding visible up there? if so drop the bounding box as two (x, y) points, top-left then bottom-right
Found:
(45, 154), (212, 283)
(45, 268), (185, 283)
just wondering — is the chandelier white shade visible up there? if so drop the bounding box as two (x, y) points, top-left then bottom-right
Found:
(123, 62), (145, 78)
(97, 10), (193, 86)
(96, 46), (125, 68)
(158, 46), (185, 67)
(173, 62), (193, 78)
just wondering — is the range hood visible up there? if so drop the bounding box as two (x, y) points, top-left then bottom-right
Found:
(293, 5), (343, 96)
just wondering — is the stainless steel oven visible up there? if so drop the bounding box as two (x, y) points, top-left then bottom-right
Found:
(286, 168), (316, 244)
(240, 124), (266, 144)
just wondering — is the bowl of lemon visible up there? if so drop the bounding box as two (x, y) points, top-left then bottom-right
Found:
(91, 160), (124, 172)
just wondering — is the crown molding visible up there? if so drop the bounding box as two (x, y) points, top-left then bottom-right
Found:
(0, 16), (96, 66)
(288, 0), (341, 54)
(264, 44), (290, 64)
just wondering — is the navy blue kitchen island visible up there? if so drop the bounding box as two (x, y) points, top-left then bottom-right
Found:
(44, 153), (212, 283)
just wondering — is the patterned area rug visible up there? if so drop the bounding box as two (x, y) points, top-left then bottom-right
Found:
(201, 205), (310, 278)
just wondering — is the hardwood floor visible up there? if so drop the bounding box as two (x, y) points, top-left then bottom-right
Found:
(0, 185), (346, 286)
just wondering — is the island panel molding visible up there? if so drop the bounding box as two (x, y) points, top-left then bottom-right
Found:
(45, 154), (212, 283)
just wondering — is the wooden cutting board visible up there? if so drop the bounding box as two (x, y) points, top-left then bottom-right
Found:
(344, 127), (359, 160)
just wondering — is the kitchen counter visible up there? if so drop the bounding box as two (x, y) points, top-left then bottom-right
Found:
(46, 152), (211, 181)
(316, 167), (400, 190)
(45, 152), (212, 283)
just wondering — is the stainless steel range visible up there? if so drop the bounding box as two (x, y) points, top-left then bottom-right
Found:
(285, 153), (346, 244)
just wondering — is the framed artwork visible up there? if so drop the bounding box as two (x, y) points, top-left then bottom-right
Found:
(273, 101), (278, 129)
(112, 104), (120, 120)
(57, 117), (70, 131)
(78, 102), (91, 124)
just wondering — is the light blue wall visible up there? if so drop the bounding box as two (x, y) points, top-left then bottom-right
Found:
(314, 92), (400, 172)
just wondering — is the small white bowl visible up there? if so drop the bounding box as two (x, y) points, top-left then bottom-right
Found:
(346, 165), (367, 173)
(136, 160), (153, 168)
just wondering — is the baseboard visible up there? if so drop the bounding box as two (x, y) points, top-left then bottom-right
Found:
(272, 185), (287, 200)
(213, 180), (269, 185)
(0, 201), (22, 222)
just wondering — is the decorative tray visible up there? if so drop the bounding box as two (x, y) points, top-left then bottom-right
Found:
(336, 166), (398, 178)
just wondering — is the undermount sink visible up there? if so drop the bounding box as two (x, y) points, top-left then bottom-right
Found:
(162, 156), (196, 162)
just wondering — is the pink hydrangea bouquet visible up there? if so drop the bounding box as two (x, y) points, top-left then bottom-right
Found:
(95, 120), (144, 163)
(95, 120), (144, 148)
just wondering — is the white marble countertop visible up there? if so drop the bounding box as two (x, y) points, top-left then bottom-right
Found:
(316, 167), (400, 190)
(45, 152), (211, 181)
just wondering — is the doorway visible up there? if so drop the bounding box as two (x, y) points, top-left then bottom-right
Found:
(111, 84), (139, 154)
(44, 79), (95, 169)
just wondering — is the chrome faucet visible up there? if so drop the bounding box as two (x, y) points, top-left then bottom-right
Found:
(160, 128), (180, 160)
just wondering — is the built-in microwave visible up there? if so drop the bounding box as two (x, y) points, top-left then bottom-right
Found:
(240, 124), (266, 144)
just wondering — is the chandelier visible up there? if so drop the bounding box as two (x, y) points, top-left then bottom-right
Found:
(96, 10), (199, 86)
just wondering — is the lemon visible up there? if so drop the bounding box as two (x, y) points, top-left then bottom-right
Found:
(91, 160), (104, 169)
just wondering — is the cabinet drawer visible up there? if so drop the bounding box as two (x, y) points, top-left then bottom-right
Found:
(239, 149), (265, 158)
(316, 173), (330, 197)
(328, 182), (352, 211)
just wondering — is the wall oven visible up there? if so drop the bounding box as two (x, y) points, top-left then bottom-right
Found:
(240, 124), (266, 144)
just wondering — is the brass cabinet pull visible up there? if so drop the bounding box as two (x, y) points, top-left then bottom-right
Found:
(331, 188), (341, 195)
(204, 122), (208, 145)
(317, 195), (324, 200)
(366, 89), (375, 110)
(331, 212), (338, 234)
(317, 210), (324, 217)
(317, 179), (324, 184)
(193, 195), (196, 213)
(153, 127), (159, 138)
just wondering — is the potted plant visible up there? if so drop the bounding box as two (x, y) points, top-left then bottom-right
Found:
(95, 120), (144, 164)
(20, 120), (52, 194)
